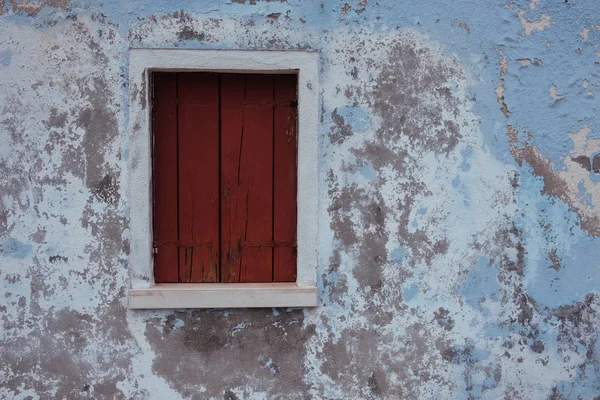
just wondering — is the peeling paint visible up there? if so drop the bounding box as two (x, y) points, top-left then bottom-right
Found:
(517, 9), (551, 36)
(0, 0), (69, 16)
(495, 78), (510, 118)
(549, 83), (565, 101)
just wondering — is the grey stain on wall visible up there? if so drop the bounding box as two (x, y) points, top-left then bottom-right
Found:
(145, 309), (315, 398)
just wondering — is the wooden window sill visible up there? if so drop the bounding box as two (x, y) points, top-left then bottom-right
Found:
(128, 283), (318, 309)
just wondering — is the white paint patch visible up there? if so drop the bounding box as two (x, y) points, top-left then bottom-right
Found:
(499, 53), (508, 76)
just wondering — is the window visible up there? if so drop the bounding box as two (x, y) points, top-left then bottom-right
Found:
(127, 50), (318, 308)
(152, 72), (298, 284)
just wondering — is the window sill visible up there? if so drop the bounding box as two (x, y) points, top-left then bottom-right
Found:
(128, 283), (318, 309)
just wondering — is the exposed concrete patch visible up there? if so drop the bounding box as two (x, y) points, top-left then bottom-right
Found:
(0, 0), (69, 16)
(495, 78), (510, 117)
(91, 173), (119, 205)
(580, 25), (599, 41)
(144, 309), (315, 398)
(499, 55), (509, 76)
(458, 21), (470, 34)
(529, 0), (540, 10)
(329, 108), (353, 145)
(548, 249), (561, 271)
(582, 79), (594, 97)
(508, 124), (600, 237)
(496, 54), (510, 117)
(341, 3), (351, 16)
(549, 84), (565, 101)
(572, 155), (591, 171)
(517, 9), (551, 36)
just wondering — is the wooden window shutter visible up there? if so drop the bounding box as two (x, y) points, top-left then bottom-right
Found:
(152, 72), (178, 283)
(178, 73), (220, 283)
(152, 72), (298, 284)
(273, 75), (298, 282)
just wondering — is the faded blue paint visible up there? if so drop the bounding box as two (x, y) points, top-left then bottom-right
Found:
(460, 256), (501, 311)
(403, 283), (419, 301)
(334, 106), (370, 132)
(358, 164), (377, 180)
(555, 366), (600, 399)
(389, 247), (406, 262)
(2, 238), (32, 259)
(461, 146), (472, 172)
(452, 338), (490, 363)
(452, 175), (461, 188)
(0, 49), (12, 67)
(528, 235), (600, 309)
(515, 171), (600, 309)
(577, 180), (594, 208)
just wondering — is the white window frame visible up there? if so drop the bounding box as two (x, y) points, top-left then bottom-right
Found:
(127, 49), (319, 309)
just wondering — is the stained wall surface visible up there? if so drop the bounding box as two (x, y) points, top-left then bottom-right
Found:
(1, 1), (600, 399)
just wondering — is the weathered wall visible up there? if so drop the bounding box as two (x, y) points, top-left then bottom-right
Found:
(1, 0), (599, 398)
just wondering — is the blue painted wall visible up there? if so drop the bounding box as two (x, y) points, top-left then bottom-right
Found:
(1, 0), (599, 398)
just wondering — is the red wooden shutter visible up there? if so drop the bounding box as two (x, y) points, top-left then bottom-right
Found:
(221, 74), (274, 282)
(153, 73), (179, 283)
(273, 75), (298, 282)
(219, 74), (246, 282)
(177, 73), (220, 283)
(153, 72), (297, 284)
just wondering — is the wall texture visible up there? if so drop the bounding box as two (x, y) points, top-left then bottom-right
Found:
(1, 1), (599, 398)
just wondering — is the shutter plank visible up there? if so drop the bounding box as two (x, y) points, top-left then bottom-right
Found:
(220, 74), (245, 282)
(273, 75), (298, 282)
(221, 74), (274, 282)
(242, 75), (275, 282)
(153, 73), (179, 283)
(178, 73), (220, 283)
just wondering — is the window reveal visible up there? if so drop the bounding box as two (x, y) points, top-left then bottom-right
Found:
(152, 72), (298, 283)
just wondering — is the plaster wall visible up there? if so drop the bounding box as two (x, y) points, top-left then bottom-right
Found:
(1, 1), (599, 399)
